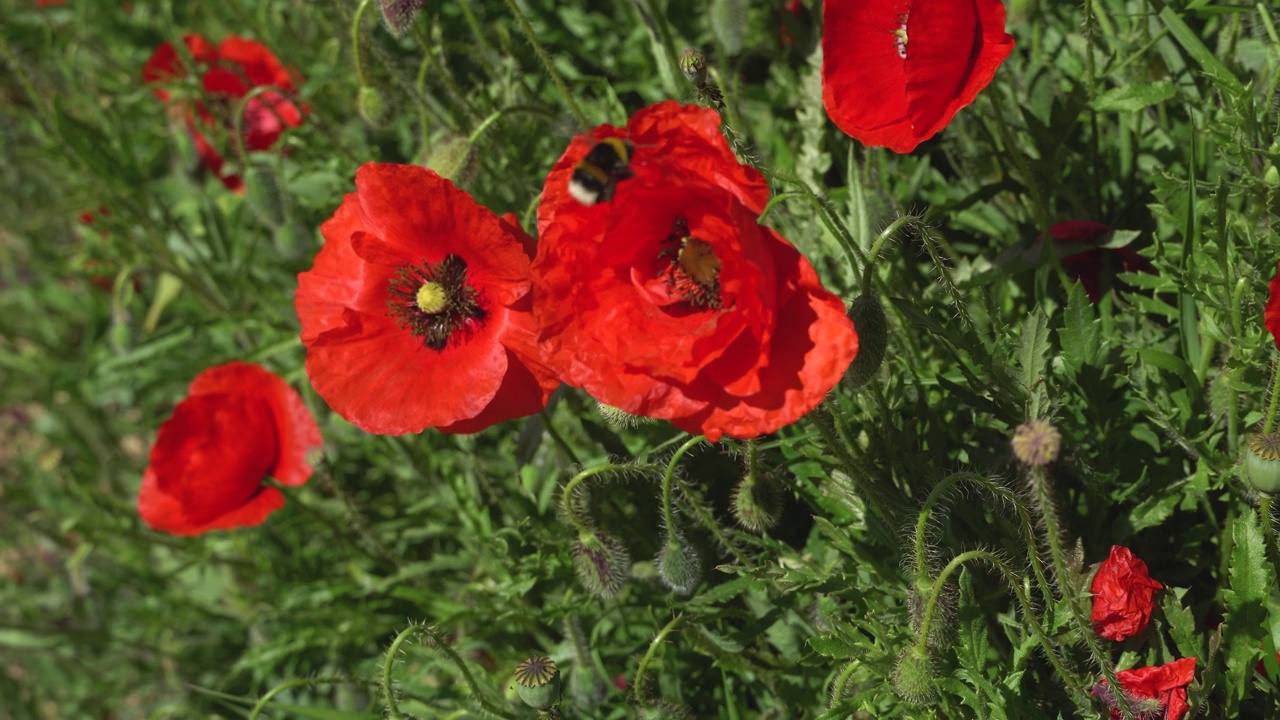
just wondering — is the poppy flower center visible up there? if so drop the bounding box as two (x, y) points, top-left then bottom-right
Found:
(1251, 432), (1280, 461)
(658, 217), (722, 310)
(387, 253), (485, 351)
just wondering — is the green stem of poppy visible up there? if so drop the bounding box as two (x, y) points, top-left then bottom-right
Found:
(539, 408), (580, 466)
(560, 463), (664, 535)
(762, 169), (865, 279)
(1264, 361), (1280, 434)
(861, 214), (918, 296)
(828, 660), (860, 708)
(352, 0), (372, 86)
(249, 678), (349, 720)
(633, 614), (685, 705)
(501, 0), (589, 129)
(662, 436), (706, 538)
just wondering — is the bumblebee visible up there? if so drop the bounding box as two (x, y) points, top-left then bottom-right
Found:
(568, 137), (634, 206)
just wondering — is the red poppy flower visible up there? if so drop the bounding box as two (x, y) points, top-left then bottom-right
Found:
(535, 105), (856, 441)
(821, 0), (1016, 153)
(1048, 221), (1155, 302)
(296, 163), (559, 435)
(37, 0), (66, 6)
(1265, 260), (1280, 351)
(137, 361), (322, 536)
(1091, 545), (1163, 641)
(143, 34), (304, 192)
(1091, 657), (1196, 720)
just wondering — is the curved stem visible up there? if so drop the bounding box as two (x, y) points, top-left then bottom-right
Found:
(560, 463), (664, 534)
(828, 660), (860, 707)
(1263, 360), (1280, 434)
(351, 0), (372, 86)
(539, 408), (580, 465)
(249, 678), (349, 720)
(633, 614), (685, 705)
(501, 0), (589, 129)
(761, 168), (865, 277)
(662, 436), (706, 535)
(861, 214), (918, 296)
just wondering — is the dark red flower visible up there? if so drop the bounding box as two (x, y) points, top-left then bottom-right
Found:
(143, 34), (304, 192)
(1091, 657), (1195, 720)
(1049, 220), (1155, 302)
(1265, 260), (1280, 352)
(296, 163), (559, 435)
(1091, 545), (1163, 642)
(821, 0), (1015, 153)
(37, 0), (66, 6)
(534, 104), (857, 441)
(138, 362), (322, 536)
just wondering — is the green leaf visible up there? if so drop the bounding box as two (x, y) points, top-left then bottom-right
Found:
(1158, 7), (1245, 94)
(808, 630), (861, 659)
(1138, 348), (1200, 394)
(1221, 508), (1272, 708)
(1161, 591), (1201, 661)
(1059, 283), (1101, 373)
(1017, 309), (1052, 420)
(1093, 82), (1177, 112)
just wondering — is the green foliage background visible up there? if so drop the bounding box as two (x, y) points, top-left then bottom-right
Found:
(2, 0), (1280, 717)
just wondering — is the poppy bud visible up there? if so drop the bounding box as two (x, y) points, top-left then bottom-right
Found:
(731, 473), (782, 532)
(633, 701), (694, 720)
(573, 531), (631, 599)
(244, 162), (284, 229)
(1245, 433), (1280, 494)
(425, 134), (475, 184)
(656, 531), (702, 595)
(1011, 420), (1062, 467)
(678, 48), (707, 86)
(357, 85), (387, 127)
(596, 402), (657, 429)
(892, 645), (939, 705)
(844, 294), (887, 389)
(513, 655), (561, 710)
(1265, 165), (1279, 187)
(379, 0), (426, 38)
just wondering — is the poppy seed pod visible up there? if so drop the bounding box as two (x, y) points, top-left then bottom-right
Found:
(1011, 420), (1062, 467)
(513, 655), (560, 710)
(844, 294), (887, 388)
(1245, 433), (1280, 494)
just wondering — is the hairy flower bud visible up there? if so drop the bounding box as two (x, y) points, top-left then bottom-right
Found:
(573, 531), (631, 599)
(656, 531), (702, 595)
(379, 0), (427, 37)
(357, 85), (387, 127)
(513, 655), (561, 710)
(1245, 432), (1280, 494)
(844, 294), (888, 389)
(424, 134), (475, 184)
(597, 402), (657, 429)
(892, 645), (940, 705)
(678, 48), (707, 86)
(731, 473), (782, 533)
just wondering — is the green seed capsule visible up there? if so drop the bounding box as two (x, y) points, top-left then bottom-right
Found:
(1245, 433), (1280, 494)
(513, 656), (560, 710)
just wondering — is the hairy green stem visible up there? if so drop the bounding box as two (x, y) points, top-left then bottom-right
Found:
(671, 474), (751, 564)
(828, 660), (860, 707)
(662, 436), (706, 537)
(351, 0), (372, 86)
(861, 214), (918, 296)
(502, 0), (589, 129)
(633, 614), (685, 704)
(249, 677), (349, 720)
(1264, 361), (1280, 434)
(561, 463), (664, 534)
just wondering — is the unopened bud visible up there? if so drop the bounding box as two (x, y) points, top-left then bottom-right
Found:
(425, 134), (475, 184)
(379, 0), (427, 38)
(1245, 433), (1280, 494)
(634, 701), (694, 720)
(678, 48), (707, 86)
(573, 531), (631, 599)
(357, 85), (387, 127)
(892, 646), (939, 705)
(1011, 420), (1062, 467)
(513, 655), (560, 710)
(844, 294), (888, 389)
(656, 532), (702, 595)
(731, 473), (782, 533)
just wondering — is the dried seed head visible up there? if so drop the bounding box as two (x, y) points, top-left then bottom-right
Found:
(1011, 420), (1062, 467)
(573, 531), (631, 599)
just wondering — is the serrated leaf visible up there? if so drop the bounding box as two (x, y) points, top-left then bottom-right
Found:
(1138, 348), (1200, 393)
(808, 631), (861, 659)
(1060, 283), (1101, 373)
(1017, 310), (1052, 420)
(1161, 592), (1201, 661)
(1221, 508), (1272, 708)
(1093, 82), (1178, 112)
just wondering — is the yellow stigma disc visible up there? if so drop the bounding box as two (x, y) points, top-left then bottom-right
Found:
(416, 282), (448, 314)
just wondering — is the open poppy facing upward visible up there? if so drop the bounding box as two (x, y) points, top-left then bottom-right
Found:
(535, 103), (858, 441)
(143, 34), (305, 192)
(138, 362), (322, 536)
(822, 0), (1015, 153)
(296, 163), (560, 435)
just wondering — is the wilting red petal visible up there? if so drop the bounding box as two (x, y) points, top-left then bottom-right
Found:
(138, 362), (321, 536)
(296, 163), (559, 435)
(1092, 657), (1196, 720)
(1090, 545), (1163, 642)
